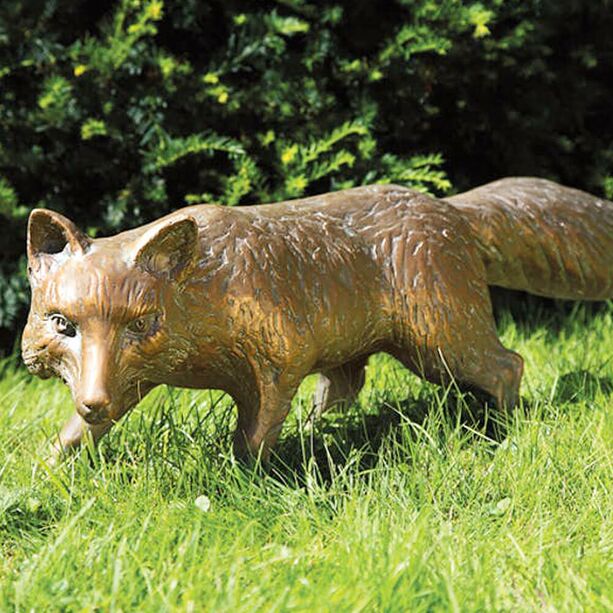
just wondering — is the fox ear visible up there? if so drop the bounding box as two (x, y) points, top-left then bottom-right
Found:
(133, 217), (198, 280)
(28, 209), (90, 259)
(27, 209), (90, 278)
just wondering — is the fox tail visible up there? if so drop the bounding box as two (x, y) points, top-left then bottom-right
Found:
(446, 177), (613, 301)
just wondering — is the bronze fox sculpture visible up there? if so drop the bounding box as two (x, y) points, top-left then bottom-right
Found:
(22, 177), (613, 461)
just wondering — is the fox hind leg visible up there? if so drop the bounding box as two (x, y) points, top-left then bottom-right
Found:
(312, 357), (368, 419)
(446, 343), (523, 413)
(390, 230), (524, 414)
(393, 331), (523, 414)
(487, 347), (524, 411)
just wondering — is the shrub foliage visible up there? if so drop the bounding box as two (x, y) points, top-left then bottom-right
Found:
(0, 0), (612, 347)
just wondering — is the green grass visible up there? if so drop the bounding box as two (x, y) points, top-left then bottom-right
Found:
(0, 303), (612, 611)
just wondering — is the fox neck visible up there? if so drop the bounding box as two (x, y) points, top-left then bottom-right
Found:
(150, 281), (258, 404)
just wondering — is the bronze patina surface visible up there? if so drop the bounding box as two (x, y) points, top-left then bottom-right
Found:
(21, 177), (613, 460)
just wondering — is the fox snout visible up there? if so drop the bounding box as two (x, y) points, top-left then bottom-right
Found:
(76, 342), (114, 424)
(77, 390), (112, 424)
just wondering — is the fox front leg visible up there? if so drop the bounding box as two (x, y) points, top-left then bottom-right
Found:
(233, 372), (302, 463)
(48, 413), (113, 464)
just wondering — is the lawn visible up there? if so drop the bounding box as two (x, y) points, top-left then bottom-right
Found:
(0, 301), (611, 611)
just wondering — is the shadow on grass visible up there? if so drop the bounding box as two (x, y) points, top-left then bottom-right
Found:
(553, 369), (613, 404)
(490, 288), (611, 335)
(269, 389), (520, 484)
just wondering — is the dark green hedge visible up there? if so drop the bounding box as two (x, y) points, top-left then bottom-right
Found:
(1, 0), (612, 350)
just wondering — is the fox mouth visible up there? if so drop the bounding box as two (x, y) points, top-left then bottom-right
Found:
(81, 412), (112, 425)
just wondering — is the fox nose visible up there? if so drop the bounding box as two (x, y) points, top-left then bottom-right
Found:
(78, 395), (111, 422)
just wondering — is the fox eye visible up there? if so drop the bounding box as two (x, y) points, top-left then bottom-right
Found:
(126, 314), (158, 338)
(49, 313), (76, 337)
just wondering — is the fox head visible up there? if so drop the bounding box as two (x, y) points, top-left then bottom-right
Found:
(22, 209), (199, 426)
